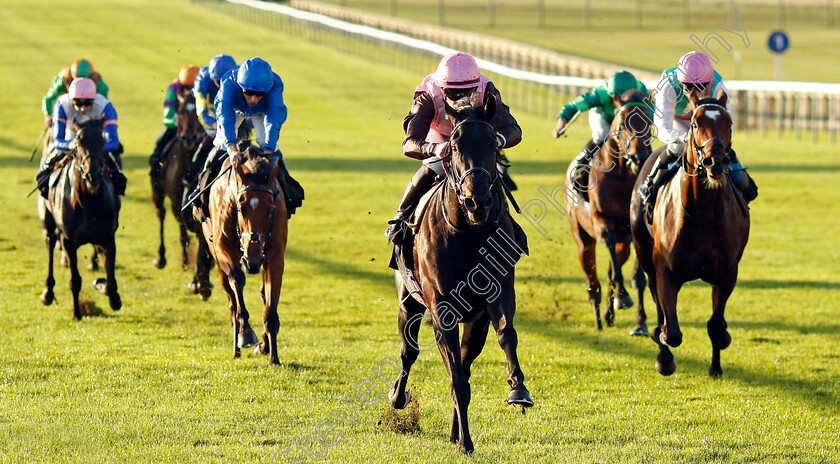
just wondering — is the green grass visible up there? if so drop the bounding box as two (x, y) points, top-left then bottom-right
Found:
(312, 0), (840, 83)
(0, 0), (838, 463)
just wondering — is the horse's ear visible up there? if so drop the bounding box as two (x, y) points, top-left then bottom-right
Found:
(716, 89), (728, 108)
(483, 92), (496, 120)
(687, 90), (702, 111)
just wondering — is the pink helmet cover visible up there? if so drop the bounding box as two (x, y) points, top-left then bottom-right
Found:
(676, 51), (714, 84)
(69, 78), (97, 99)
(435, 52), (481, 89)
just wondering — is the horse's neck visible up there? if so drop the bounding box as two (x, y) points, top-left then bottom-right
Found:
(600, 141), (630, 176)
(679, 169), (729, 224)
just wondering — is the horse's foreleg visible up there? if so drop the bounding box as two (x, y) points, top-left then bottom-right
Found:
(708, 277), (736, 377)
(389, 272), (426, 410)
(228, 267), (258, 351)
(603, 230), (633, 321)
(655, 269), (682, 348)
(575, 230), (601, 330)
(216, 267), (241, 358)
(178, 222), (191, 270)
(102, 237), (121, 311)
(630, 258), (649, 336)
(261, 257), (284, 366)
(436, 326), (474, 455)
(488, 290), (533, 408)
(193, 237), (214, 300)
(63, 239), (82, 320)
(40, 219), (57, 306)
(152, 181), (167, 269)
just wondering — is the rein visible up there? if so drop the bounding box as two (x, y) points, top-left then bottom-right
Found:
(686, 103), (732, 176)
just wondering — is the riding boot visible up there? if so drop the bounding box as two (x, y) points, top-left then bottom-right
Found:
(498, 151), (517, 191)
(728, 148), (758, 203)
(639, 149), (680, 222)
(150, 127), (176, 178)
(35, 151), (65, 199)
(385, 165), (436, 240)
(106, 152), (127, 195)
(571, 140), (602, 197)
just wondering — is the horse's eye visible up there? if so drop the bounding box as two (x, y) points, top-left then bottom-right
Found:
(238, 194), (247, 204)
(691, 123), (698, 129)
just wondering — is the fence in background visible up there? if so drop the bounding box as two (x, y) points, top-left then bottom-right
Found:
(195, 0), (840, 142)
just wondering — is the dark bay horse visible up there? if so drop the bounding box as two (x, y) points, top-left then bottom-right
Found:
(388, 95), (532, 454)
(151, 89), (202, 271)
(630, 93), (750, 377)
(38, 118), (122, 320)
(200, 146), (287, 365)
(565, 89), (651, 334)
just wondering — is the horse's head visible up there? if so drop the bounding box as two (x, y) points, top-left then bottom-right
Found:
(73, 118), (107, 194)
(606, 89), (652, 174)
(176, 90), (201, 146)
(686, 92), (732, 188)
(443, 94), (499, 225)
(233, 146), (280, 274)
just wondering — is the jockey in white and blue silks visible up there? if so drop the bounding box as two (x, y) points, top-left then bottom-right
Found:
(638, 51), (757, 216)
(35, 77), (125, 197)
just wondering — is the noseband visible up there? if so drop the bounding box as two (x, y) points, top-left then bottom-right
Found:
(440, 119), (500, 205)
(686, 103), (732, 176)
(234, 184), (278, 254)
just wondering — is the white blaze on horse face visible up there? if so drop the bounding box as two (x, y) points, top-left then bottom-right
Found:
(703, 109), (721, 122)
(249, 198), (259, 211)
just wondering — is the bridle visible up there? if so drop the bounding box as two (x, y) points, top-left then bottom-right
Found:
(609, 101), (651, 171)
(439, 119), (501, 206)
(684, 103), (732, 176)
(232, 163), (279, 256)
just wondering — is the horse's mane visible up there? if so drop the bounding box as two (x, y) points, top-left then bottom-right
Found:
(242, 147), (275, 185)
(76, 118), (105, 153)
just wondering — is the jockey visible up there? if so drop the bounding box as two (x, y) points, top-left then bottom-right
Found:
(638, 51), (757, 218)
(187, 57), (288, 216)
(385, 52), (522, 237)
(182, 54), (237, 188)
(42, 59), (109, 128)
(35, 78), (126, 197)
(148, 65), (200, 178)
(552, 70), (650, 195)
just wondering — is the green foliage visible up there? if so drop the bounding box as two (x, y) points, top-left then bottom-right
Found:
(0, 1), (837, 463)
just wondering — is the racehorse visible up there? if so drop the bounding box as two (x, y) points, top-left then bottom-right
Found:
(38, 118), (122, 320)
(151, 89), (202, 271)
(200, 146), (287, 365)
(565, 89), (651, 334)
(388, 95), (532, 454)
(630, 93), (750, 377)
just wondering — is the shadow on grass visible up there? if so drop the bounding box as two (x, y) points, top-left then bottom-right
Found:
(285, 248), (394, 293)
(737, 278), (840, 290)
(518, 314), (839, 414)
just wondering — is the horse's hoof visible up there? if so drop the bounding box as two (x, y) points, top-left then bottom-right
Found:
(92, 278), (108, 294)
(615, 292), (634, 310)
(629, 325), (649, 336)
(656, 358), (677, 376)
(39, 290), (55, 306)
(109, 292), (122, 311)
(389, 389), (411, 410)
(458, 443), (474, 455)
(506, 388), (534, 407)
(153, 257), (166, 269)
(709, 365), (723, 377)
(199, 285), (212, 301)
(186, 281), (199, 294)
(237, 329), (259, 349)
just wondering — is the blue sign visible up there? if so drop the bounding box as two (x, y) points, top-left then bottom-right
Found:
(768, 31), (789, 54)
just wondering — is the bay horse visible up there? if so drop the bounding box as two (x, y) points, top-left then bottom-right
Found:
(388, 95), (532, 454)
(200, 146), (287, 365)
(565, 89), (651, 334)
(630, 93), (750, 377)
(151, 89), (203, 271)
(38, 118), (122, 320)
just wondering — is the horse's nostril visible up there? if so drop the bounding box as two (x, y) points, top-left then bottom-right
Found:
(464, 198), (477, 212)
(703, 157), (714, 167)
